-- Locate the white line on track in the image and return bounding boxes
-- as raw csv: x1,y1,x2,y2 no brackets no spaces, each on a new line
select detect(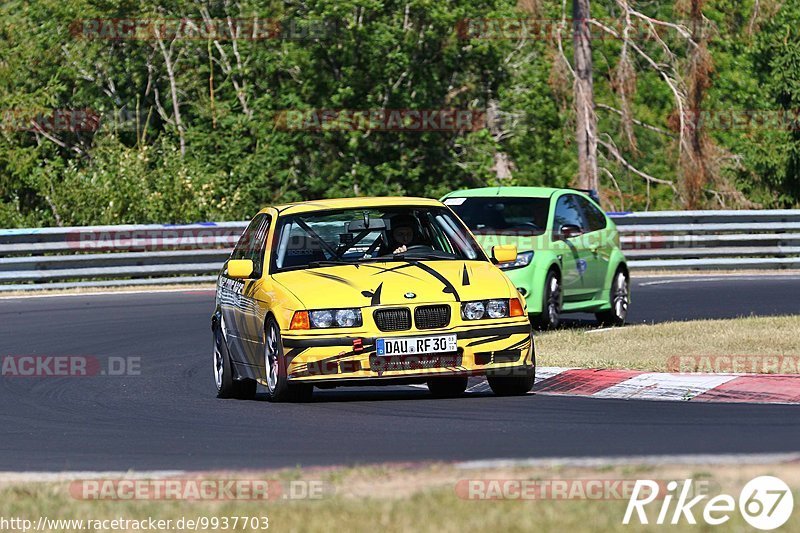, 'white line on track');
455,452,800,470
638,276,800,287
0,288,215,300
0,471,186,482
